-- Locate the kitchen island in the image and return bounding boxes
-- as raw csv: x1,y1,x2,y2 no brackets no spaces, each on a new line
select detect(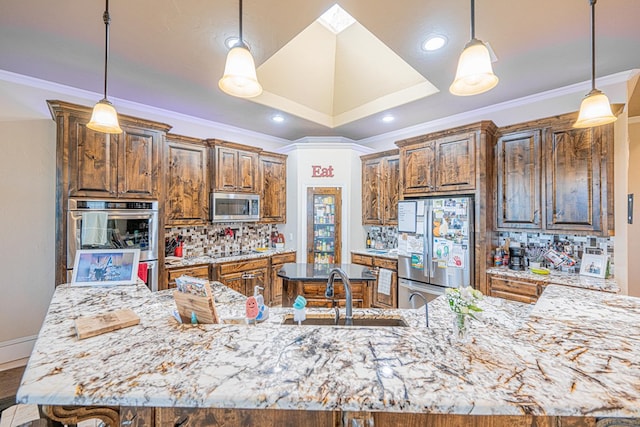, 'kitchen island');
16,281,640,426
278,263,376,308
